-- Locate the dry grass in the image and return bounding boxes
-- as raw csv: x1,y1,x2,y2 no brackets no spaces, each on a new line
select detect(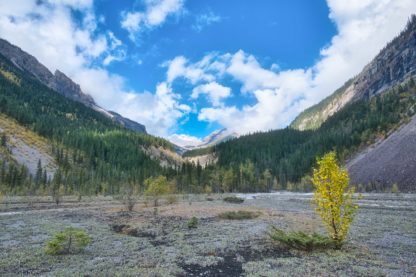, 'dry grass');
0,114,50,152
